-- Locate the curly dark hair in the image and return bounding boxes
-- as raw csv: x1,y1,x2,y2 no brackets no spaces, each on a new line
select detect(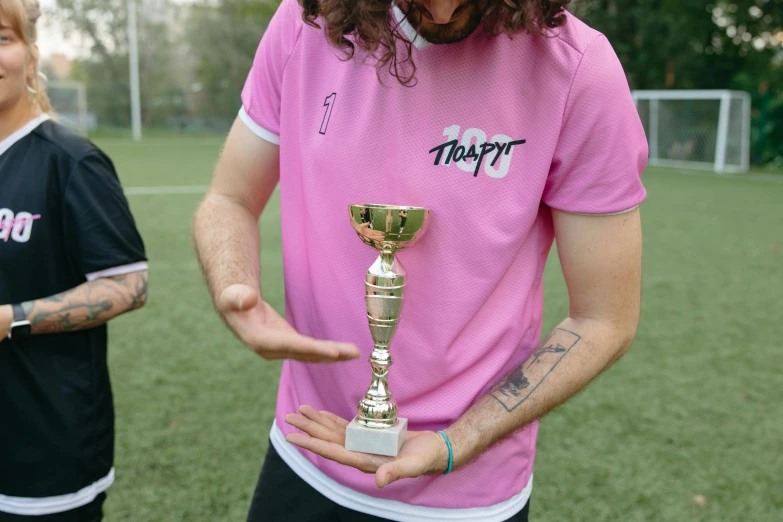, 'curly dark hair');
298,0,571,85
